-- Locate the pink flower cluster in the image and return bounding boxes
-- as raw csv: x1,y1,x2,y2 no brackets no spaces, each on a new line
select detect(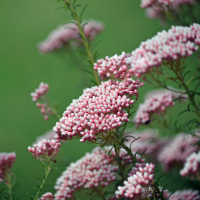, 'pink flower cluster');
38,20,104,54
142,0,196,20
126,23,200,77
40,192,54,200
53,79,143,142
36,103,53,121
94,52,134,80
169,189,200,200
115,163,155,199
0,152,16,182
158,133,199,171
28,139,60,160
31,82,49,102
54,147,118,199
180,151,200,177
31,82,53,120
133,89,180,128
141,0,195,9
141,0,196,19
145,7,163,19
